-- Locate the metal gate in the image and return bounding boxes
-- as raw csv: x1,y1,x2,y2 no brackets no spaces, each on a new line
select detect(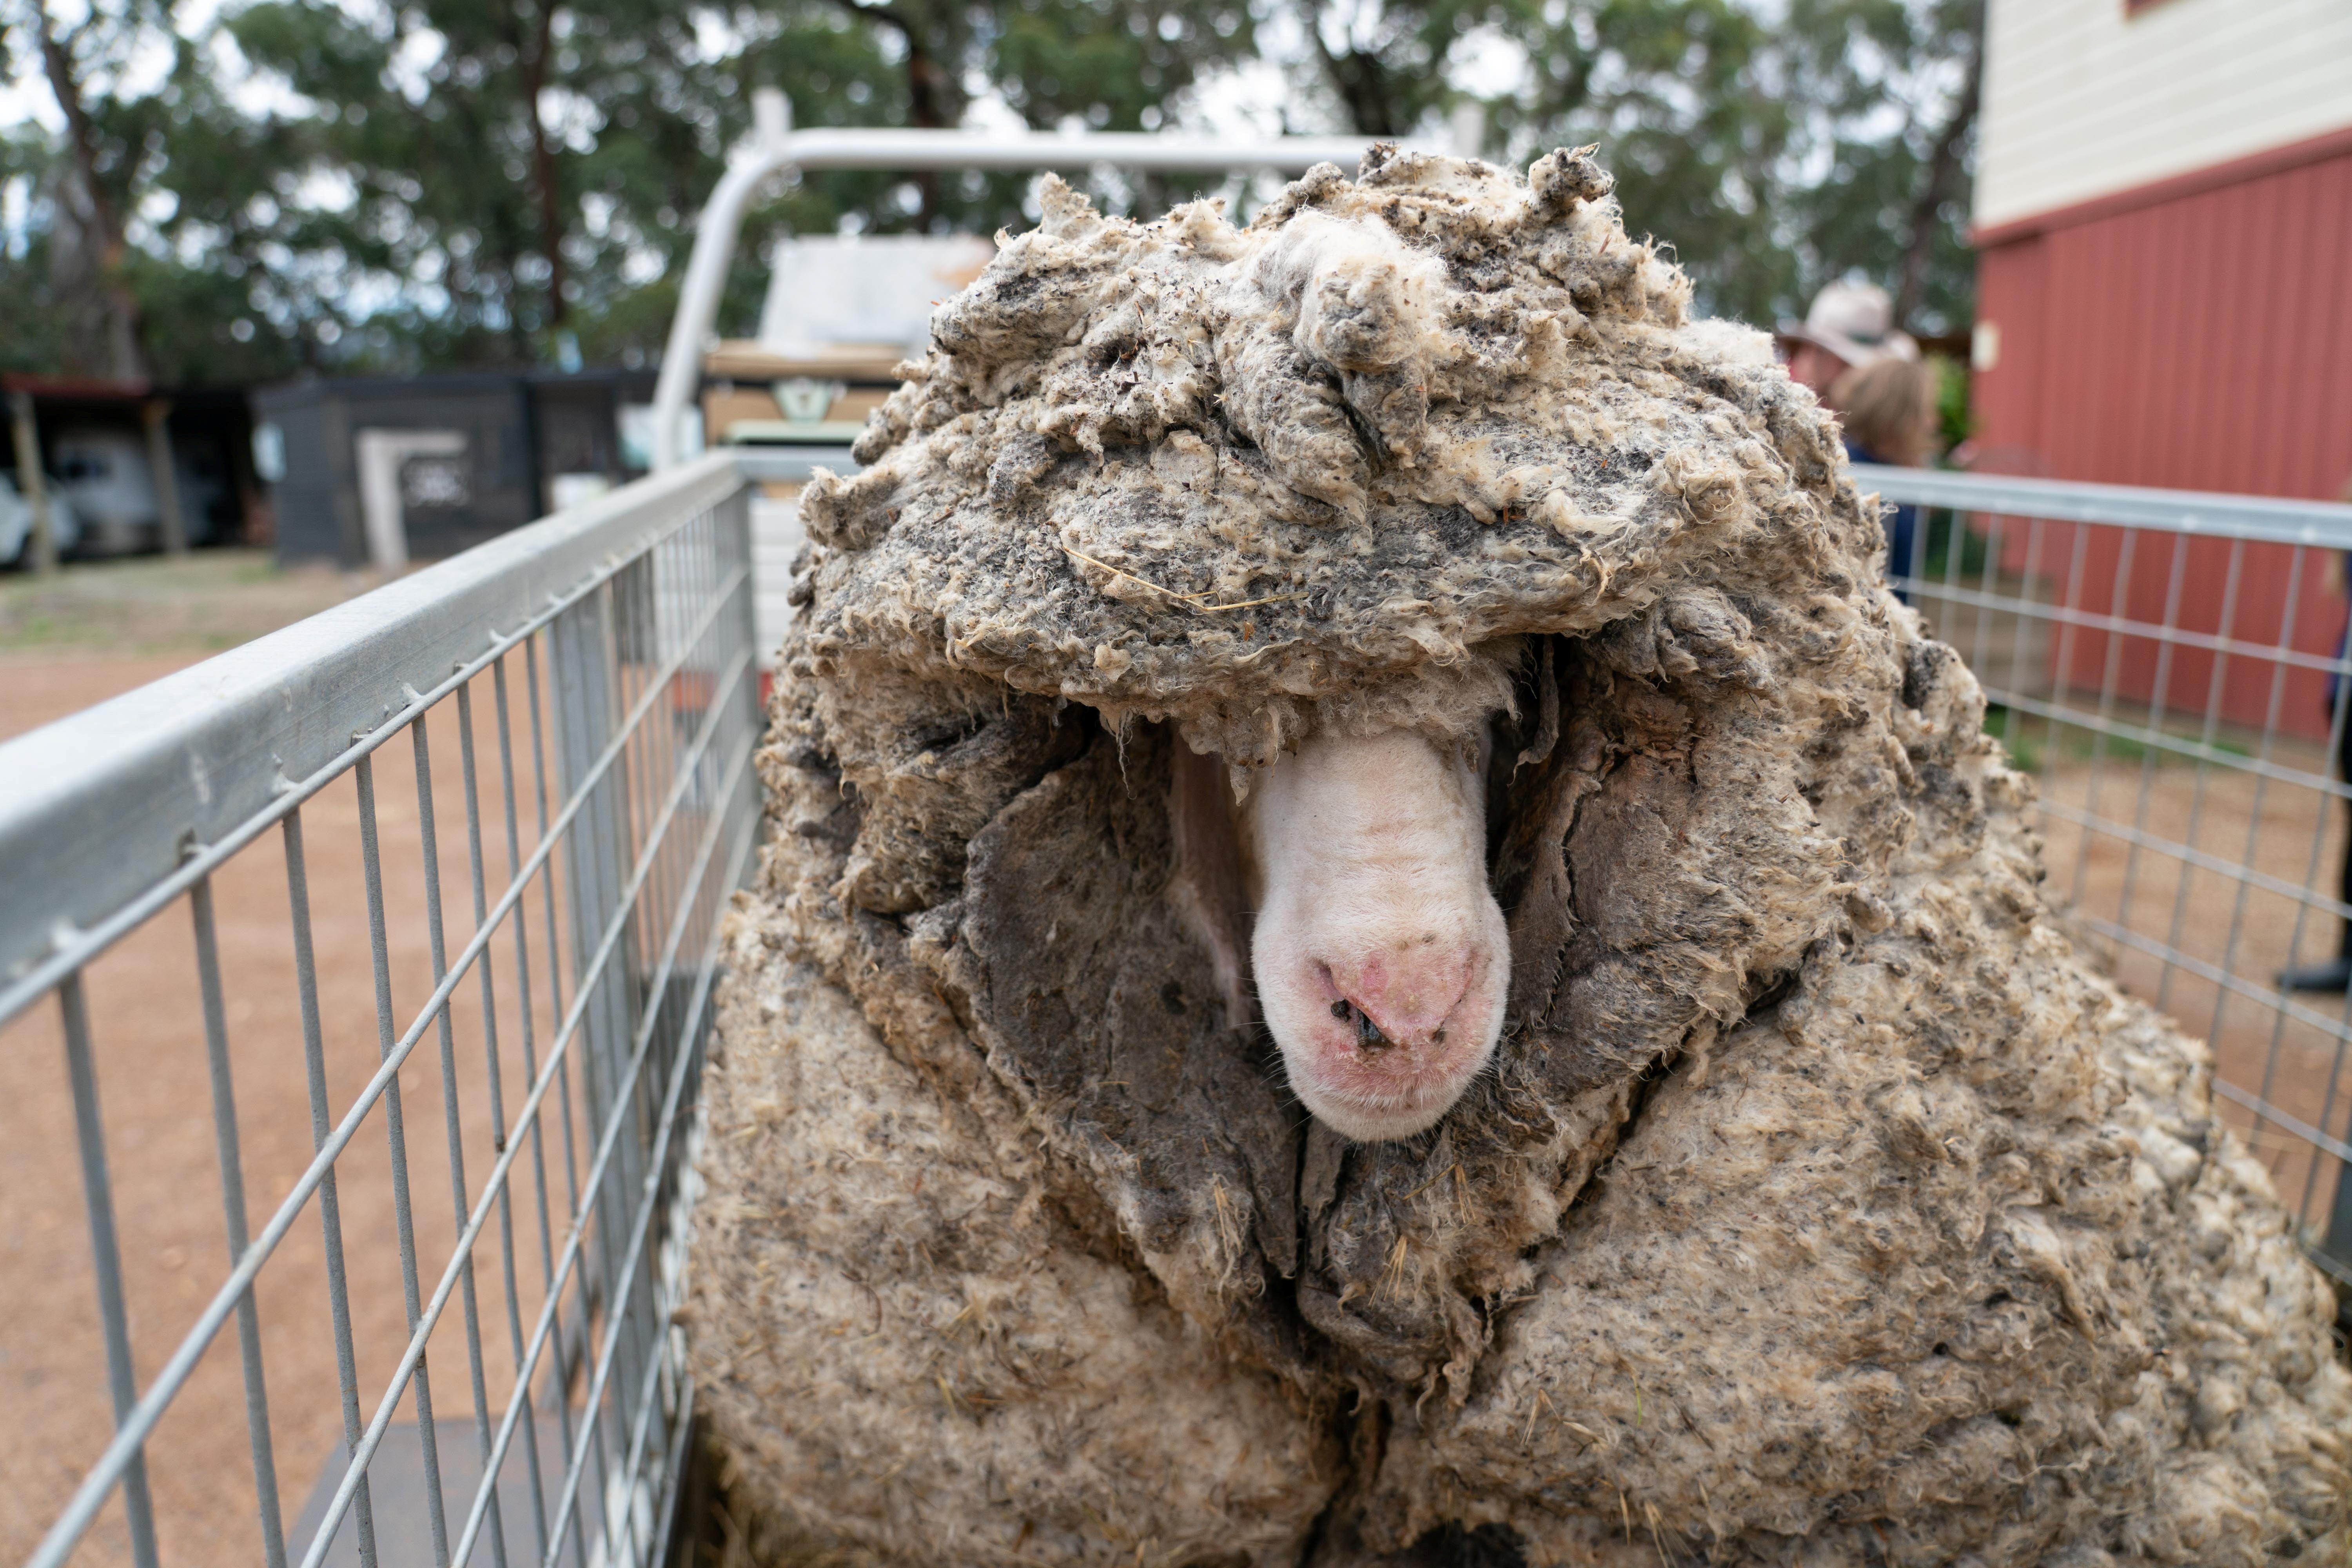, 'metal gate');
1866,463,2352,1285
2,451,764,1568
